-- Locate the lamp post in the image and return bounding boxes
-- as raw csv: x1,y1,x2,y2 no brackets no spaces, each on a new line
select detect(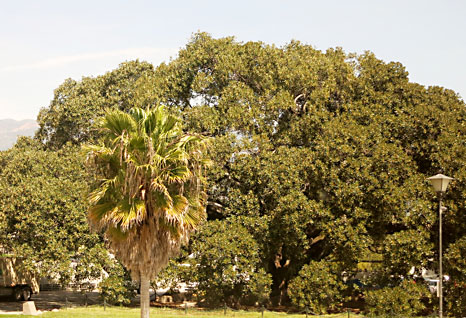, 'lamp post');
427,174,453,318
